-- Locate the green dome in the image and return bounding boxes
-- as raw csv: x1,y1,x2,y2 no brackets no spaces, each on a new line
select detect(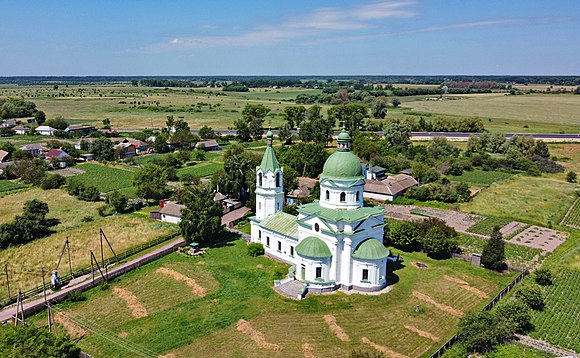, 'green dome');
338,130,350,141
296,236,332,258
352,239,390,260
322,151,363,179
266,130,273,139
